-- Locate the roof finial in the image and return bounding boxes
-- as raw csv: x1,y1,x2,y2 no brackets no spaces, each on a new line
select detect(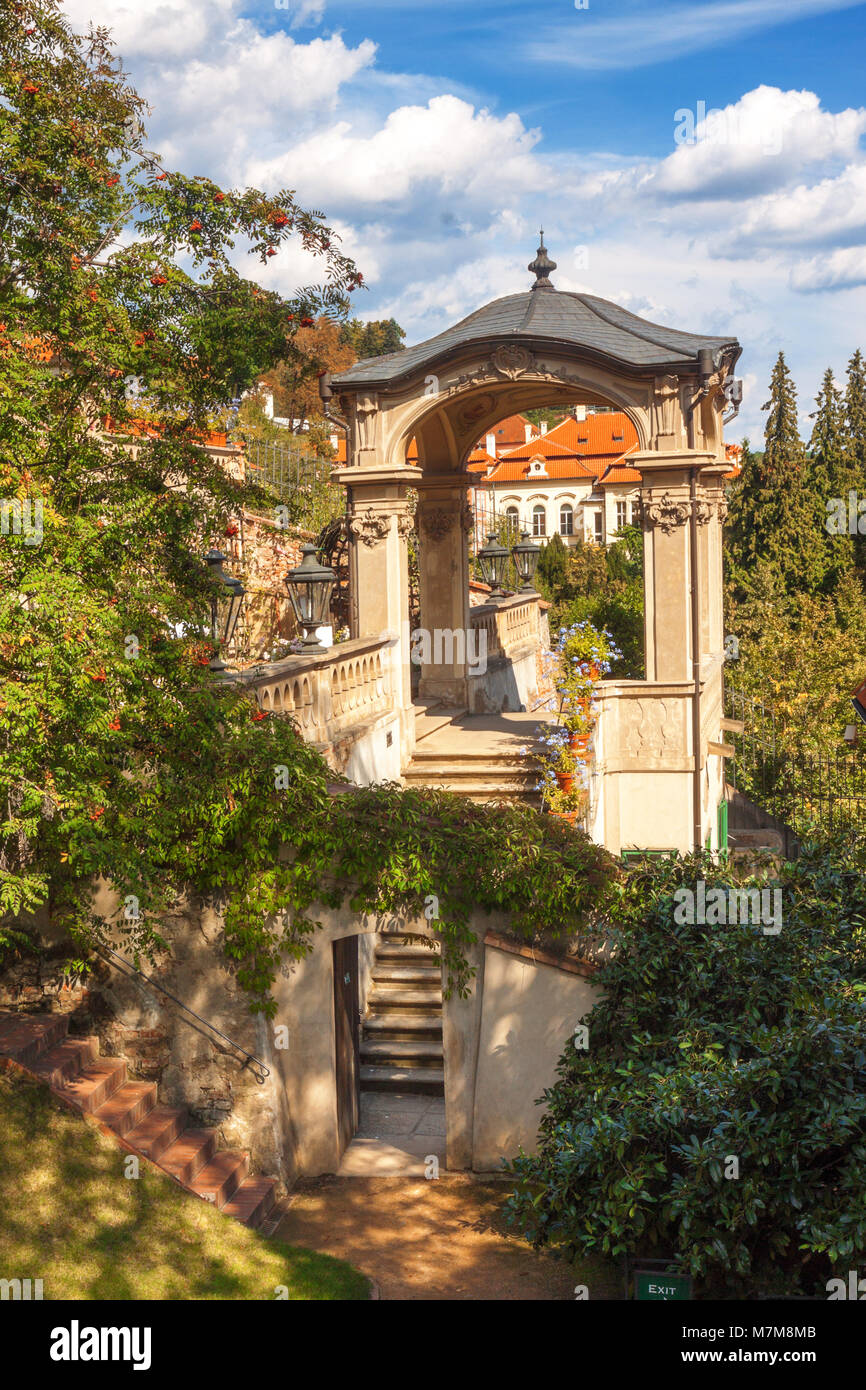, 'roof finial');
528,231,556,291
